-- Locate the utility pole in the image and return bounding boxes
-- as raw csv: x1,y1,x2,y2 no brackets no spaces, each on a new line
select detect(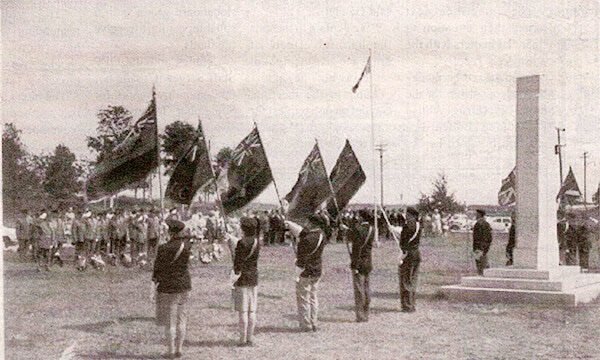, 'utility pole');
555,127,565,186
582,151,589,202
375,143,387,206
